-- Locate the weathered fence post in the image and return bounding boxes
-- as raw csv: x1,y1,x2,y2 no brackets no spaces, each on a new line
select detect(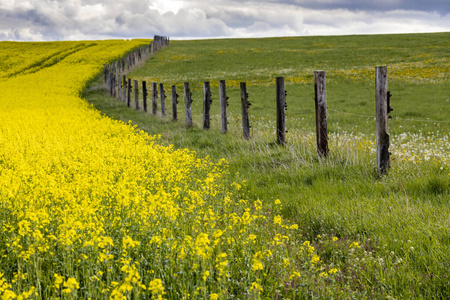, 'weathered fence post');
160,83,166,117
113,74,117,97
142,81,148,112
184,82,193,127
172,85,178,121
108,73,112,96
134,80,139,110
127,78,132,108
219,80,228,133
240,82,251,140
376,66,390,174
118,76,122,101
110,74,115,97
152,82,158,115
203,81,212,130
276,76,286,145
122,75,127,103
314,71,328,157
105,66,110,93
110,72,115,96
104,64,108,83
